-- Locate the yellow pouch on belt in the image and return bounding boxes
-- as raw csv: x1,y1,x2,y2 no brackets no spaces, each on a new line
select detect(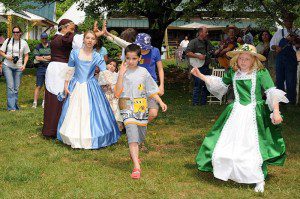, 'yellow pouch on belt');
119,98,148,113
133,98,147,113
